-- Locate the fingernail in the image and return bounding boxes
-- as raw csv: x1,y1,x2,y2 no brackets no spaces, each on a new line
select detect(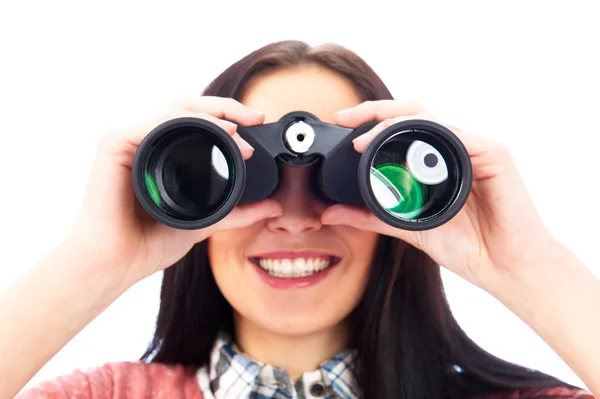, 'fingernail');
269,208,282,217
352,134,368,144
354,128,378,144
249,108,265,116
241,139,254,152
334,108,352,117
321,211,340,224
